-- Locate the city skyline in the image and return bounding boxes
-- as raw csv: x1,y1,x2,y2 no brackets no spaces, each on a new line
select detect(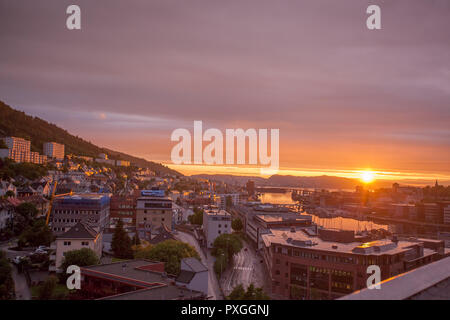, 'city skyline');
1,0,449,185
